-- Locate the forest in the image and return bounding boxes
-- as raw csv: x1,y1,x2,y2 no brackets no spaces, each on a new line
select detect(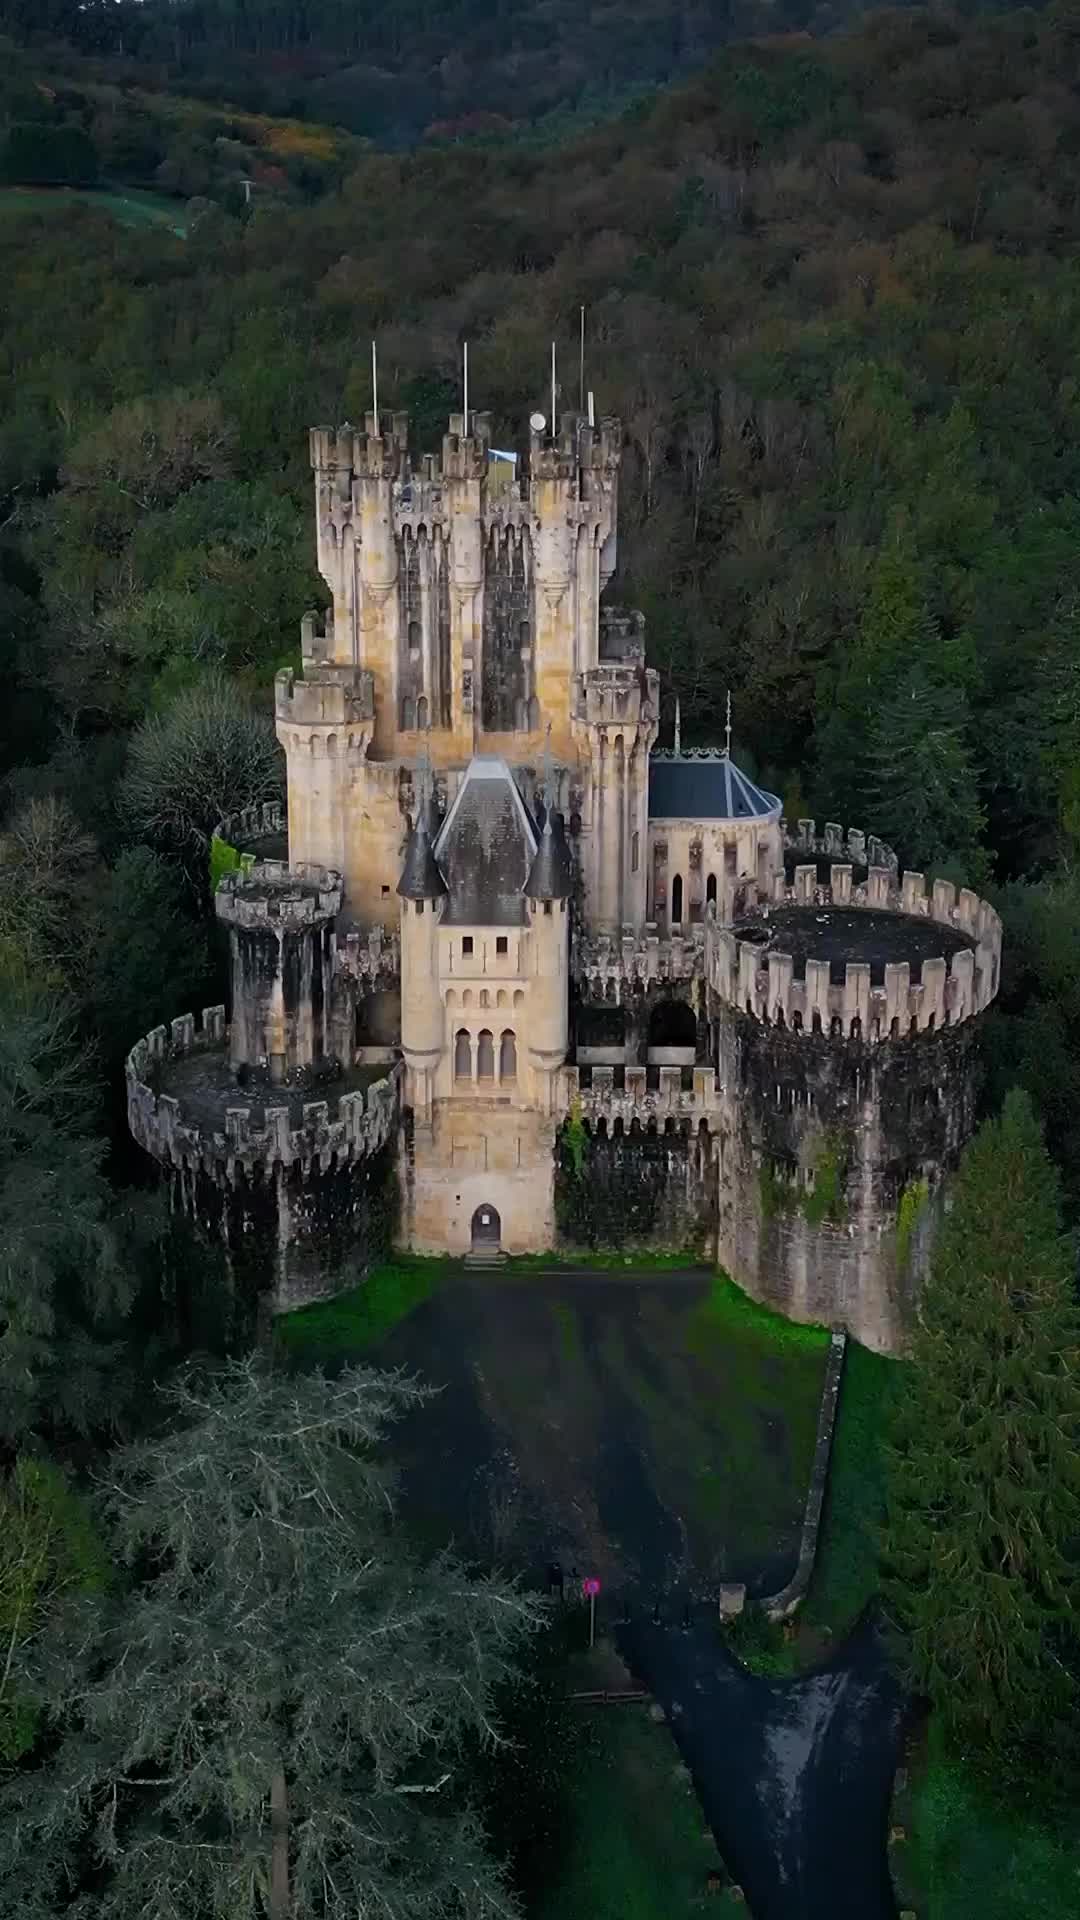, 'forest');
1,6,1080,1916
1,0,1056,143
